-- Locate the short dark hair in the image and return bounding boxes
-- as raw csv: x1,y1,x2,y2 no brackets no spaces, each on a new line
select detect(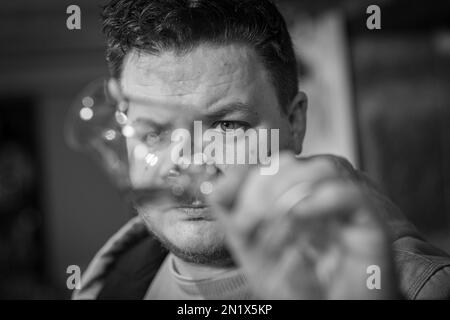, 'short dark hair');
101,0,298,111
